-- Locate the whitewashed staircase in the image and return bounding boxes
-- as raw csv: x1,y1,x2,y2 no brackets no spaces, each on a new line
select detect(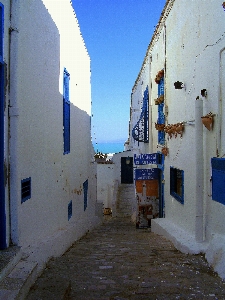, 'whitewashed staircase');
115,184,136,220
